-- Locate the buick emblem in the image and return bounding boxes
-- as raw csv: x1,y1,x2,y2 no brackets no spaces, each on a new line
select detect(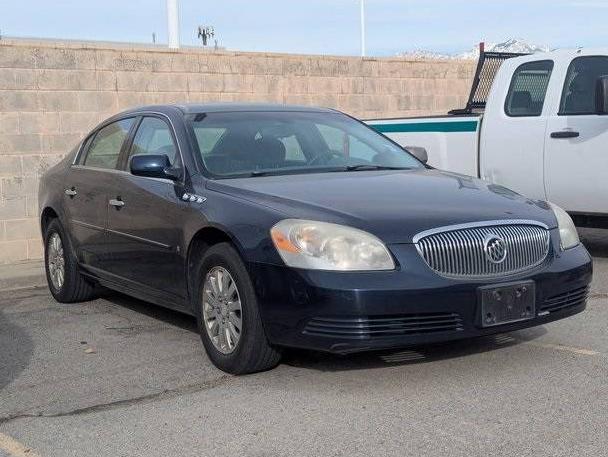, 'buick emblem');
484,234,507,264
